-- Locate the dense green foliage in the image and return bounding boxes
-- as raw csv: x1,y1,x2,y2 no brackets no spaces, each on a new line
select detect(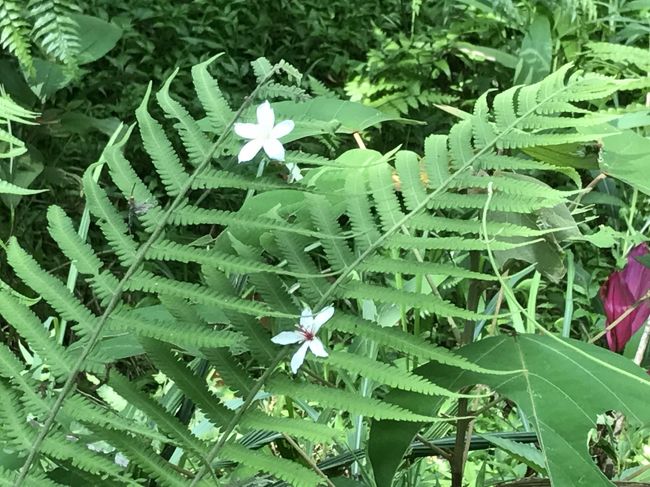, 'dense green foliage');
0,1,650,486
